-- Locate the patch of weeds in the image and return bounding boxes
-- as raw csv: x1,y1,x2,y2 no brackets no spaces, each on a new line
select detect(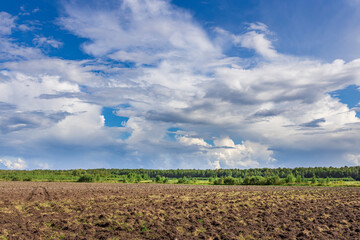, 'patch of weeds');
0,230,9,240
237,234,247,240
141,223,151,233
38,201,52,208
60,205,73,213
43,222,53,228
14,204,24,212
176,226,185,234
135,212,143,217
194,227,206,236
56,233,66,240
115,222,133,232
